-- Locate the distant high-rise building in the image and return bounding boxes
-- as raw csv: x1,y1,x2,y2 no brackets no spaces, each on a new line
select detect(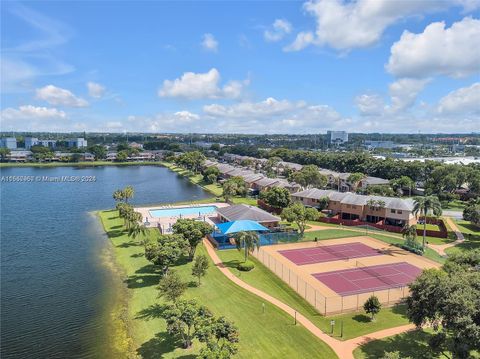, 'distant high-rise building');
327,131,348,146
25,137,39,149
67,138,88,148
25,137,57,149
0,137,17,149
